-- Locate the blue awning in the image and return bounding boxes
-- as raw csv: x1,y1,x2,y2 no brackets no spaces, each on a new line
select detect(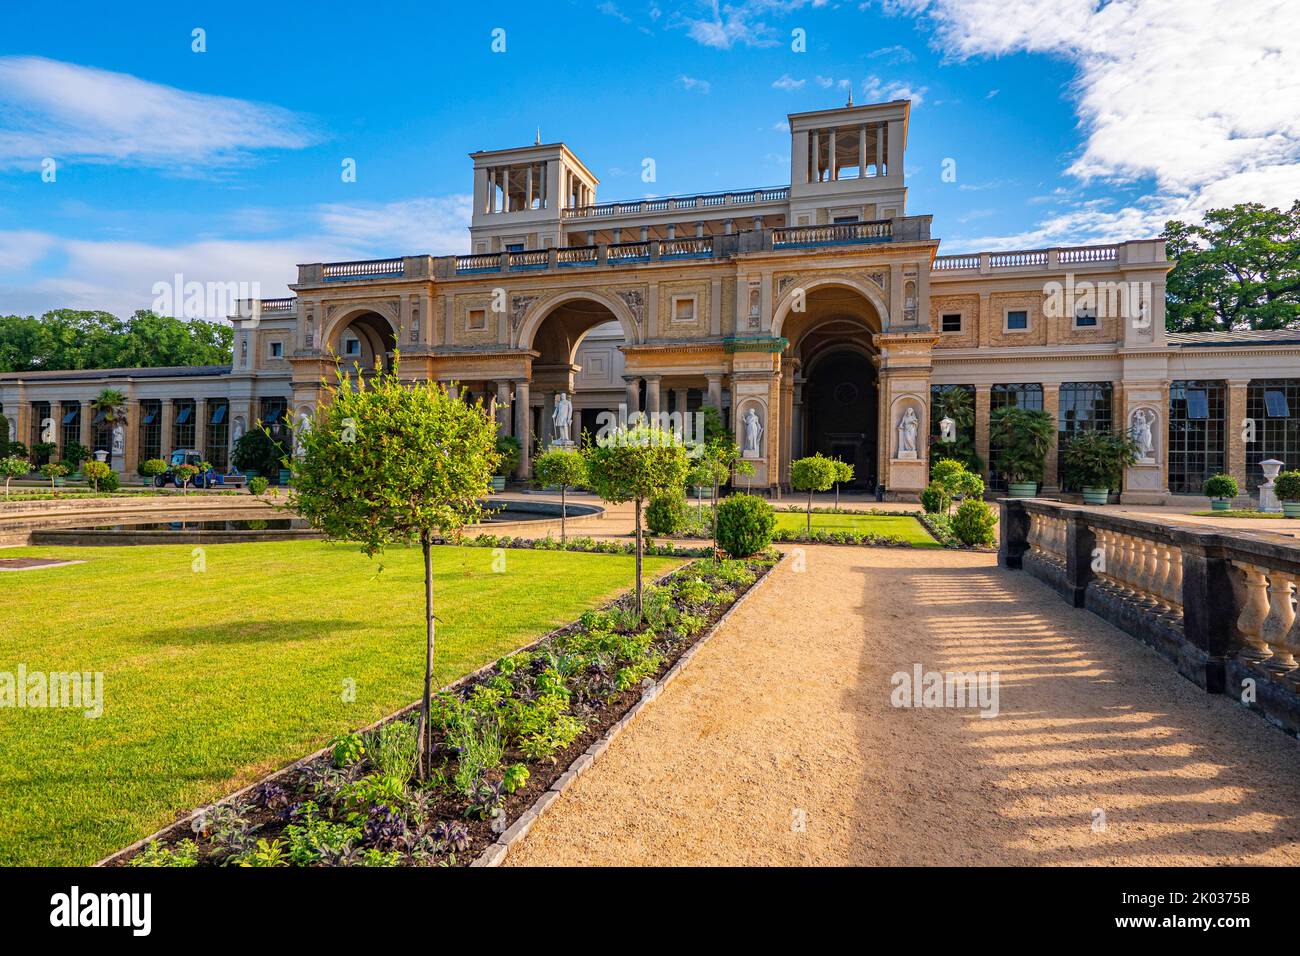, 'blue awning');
211,404,227,425
1185,390,1209,420
1264,390,1290,418
175,406,192,425
61,409,78,425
